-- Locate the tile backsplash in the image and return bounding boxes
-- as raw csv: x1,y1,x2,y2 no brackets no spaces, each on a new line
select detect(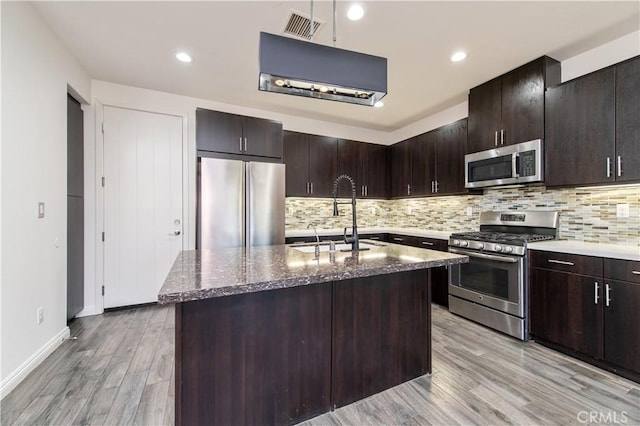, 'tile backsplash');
286,184,640,246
